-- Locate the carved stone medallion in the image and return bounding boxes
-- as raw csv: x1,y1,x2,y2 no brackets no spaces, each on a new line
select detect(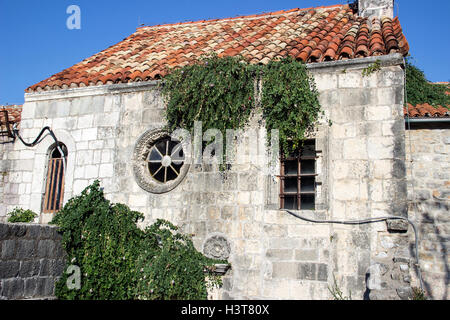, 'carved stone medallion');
203,234,231,260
